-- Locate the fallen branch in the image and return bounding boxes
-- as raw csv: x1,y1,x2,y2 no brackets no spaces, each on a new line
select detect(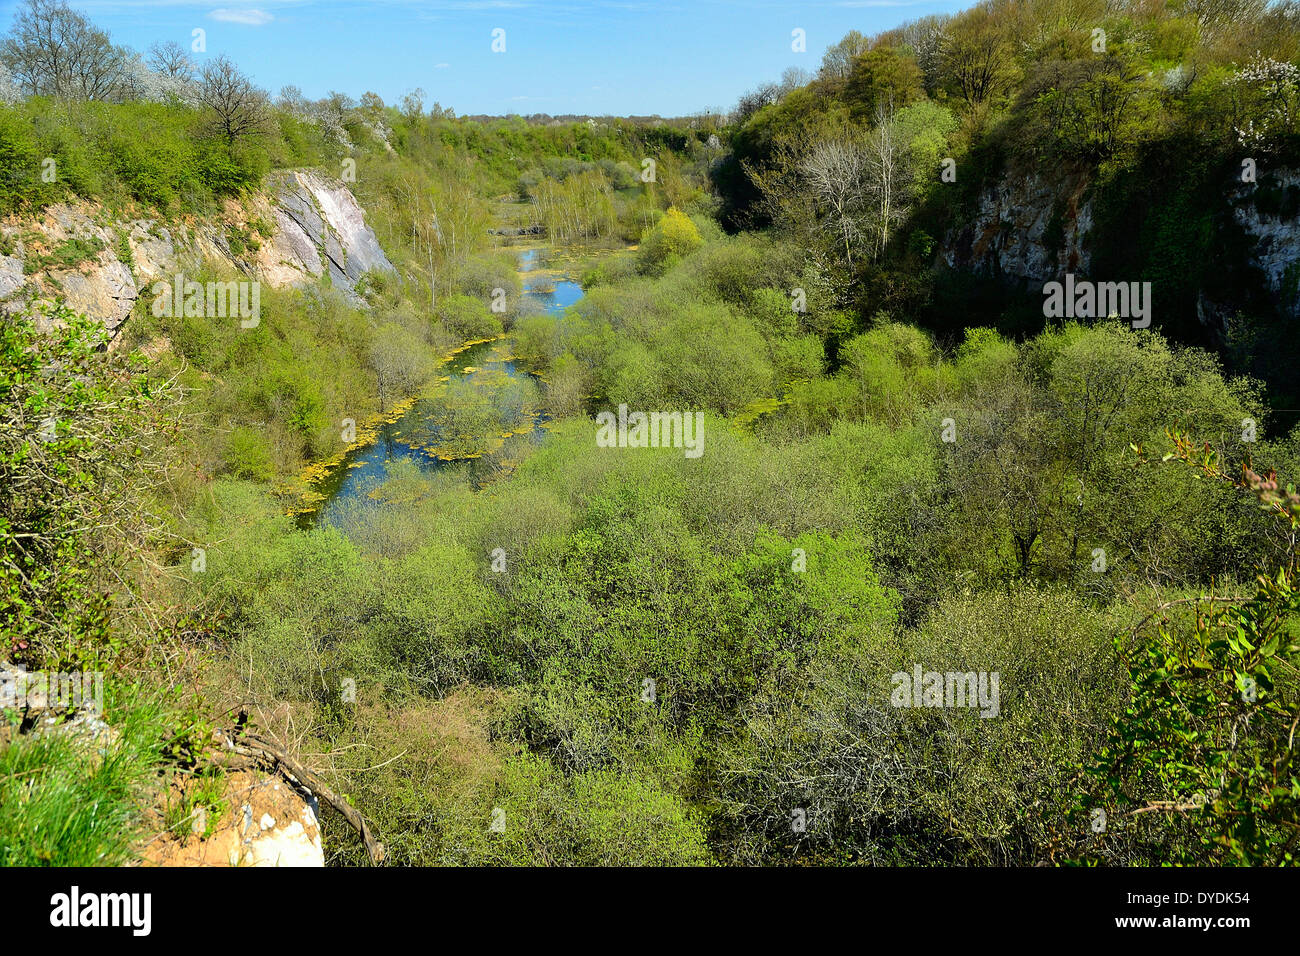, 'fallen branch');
217,729,386,864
